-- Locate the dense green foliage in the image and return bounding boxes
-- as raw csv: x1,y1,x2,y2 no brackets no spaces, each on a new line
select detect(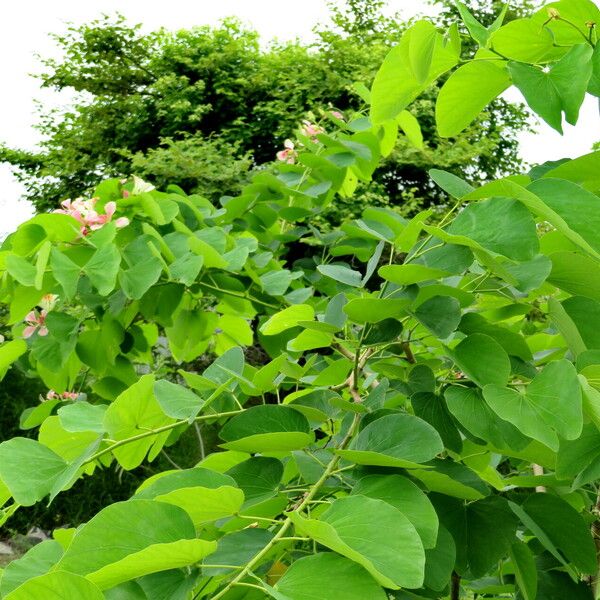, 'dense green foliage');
0,1,530,218
2,0,600,599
